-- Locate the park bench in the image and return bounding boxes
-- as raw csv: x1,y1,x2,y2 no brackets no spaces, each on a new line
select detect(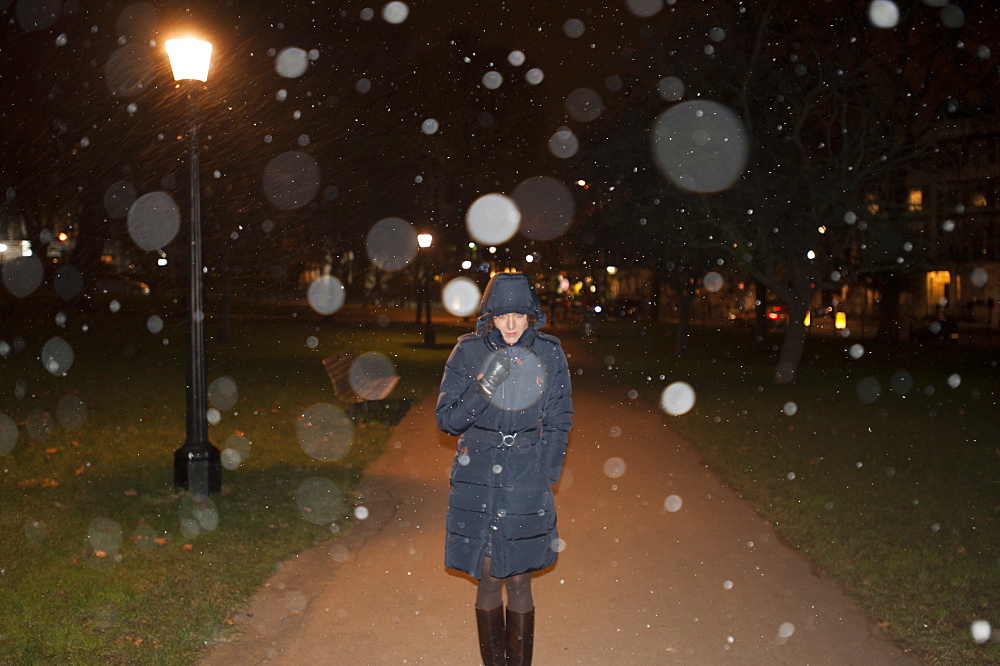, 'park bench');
322,347,400,418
